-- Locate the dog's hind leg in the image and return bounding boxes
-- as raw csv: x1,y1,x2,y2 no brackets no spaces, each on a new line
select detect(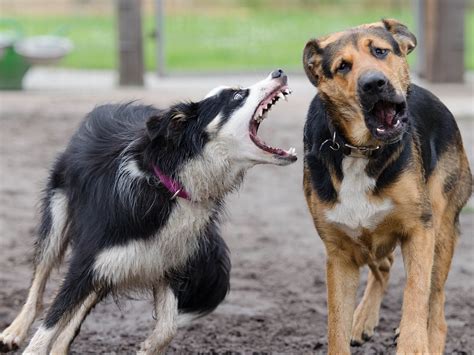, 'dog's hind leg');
138,284,178,355
23,253,100,354
0,191,70,352
49,291,101,355
350,253,394,346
